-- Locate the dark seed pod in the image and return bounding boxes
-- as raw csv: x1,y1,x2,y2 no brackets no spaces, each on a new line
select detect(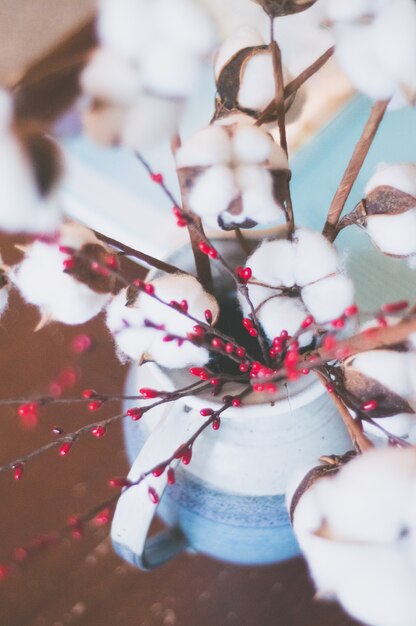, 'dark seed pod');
252,0,317,18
